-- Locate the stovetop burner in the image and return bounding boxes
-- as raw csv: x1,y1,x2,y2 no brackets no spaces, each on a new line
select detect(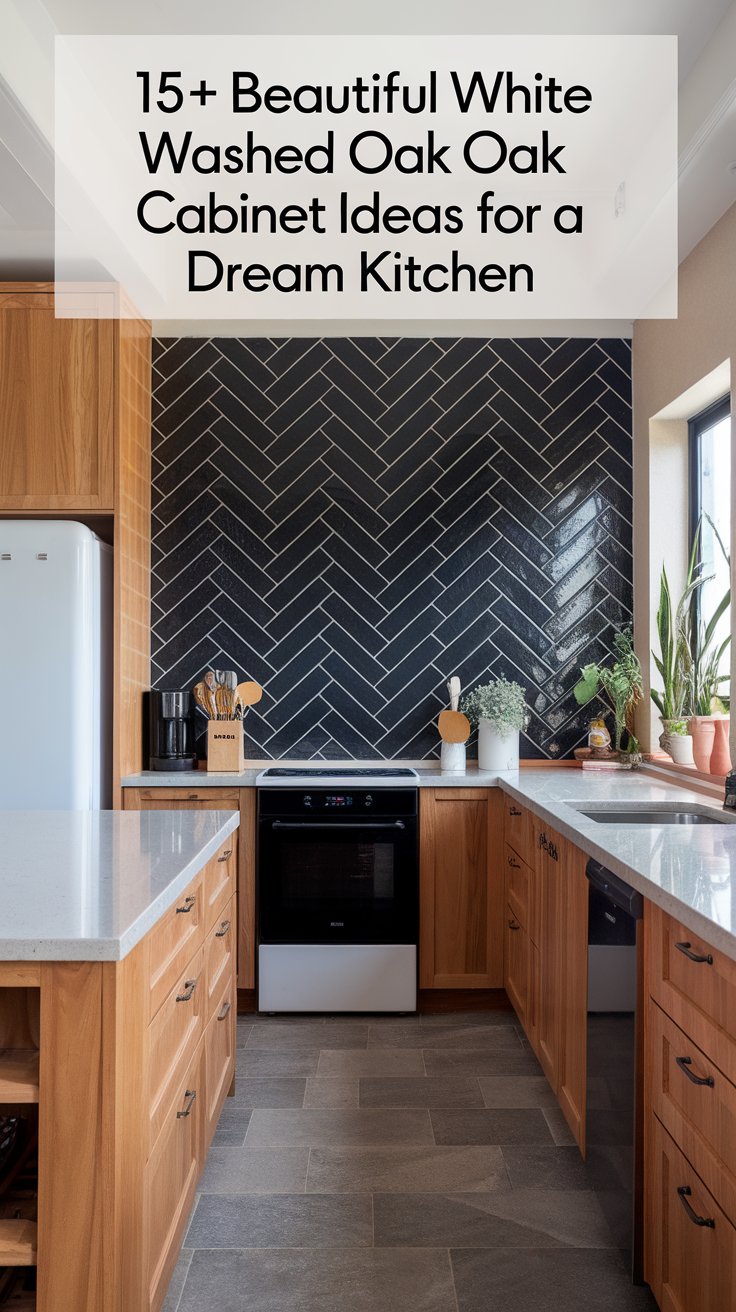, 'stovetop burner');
256,766,420,786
